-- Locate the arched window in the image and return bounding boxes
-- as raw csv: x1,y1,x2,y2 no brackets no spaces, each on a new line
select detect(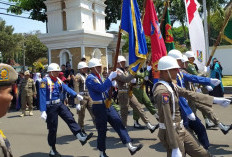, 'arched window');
91,48,102,60
59,49,73,68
